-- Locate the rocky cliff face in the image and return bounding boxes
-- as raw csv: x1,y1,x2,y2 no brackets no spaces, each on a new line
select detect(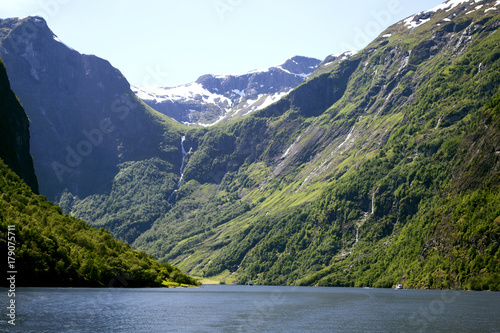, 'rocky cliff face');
0,16,182,201
133,56,322,125
0,58,38,193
